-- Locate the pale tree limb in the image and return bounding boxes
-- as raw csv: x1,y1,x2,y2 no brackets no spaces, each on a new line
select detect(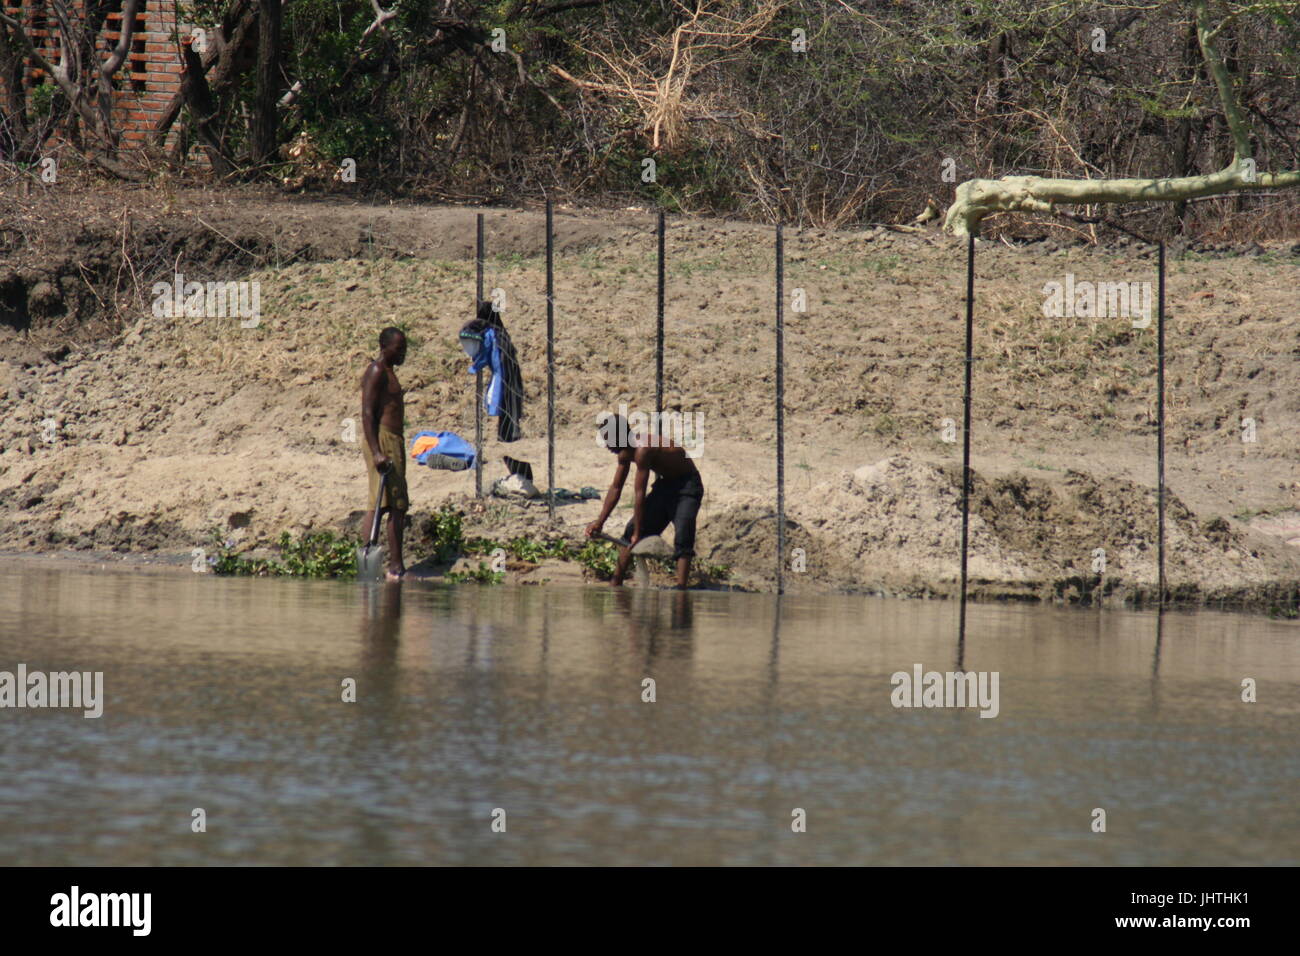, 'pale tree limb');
1195,0,1252,163
943,0,1300,236
944,165,1300,237
101,0,141,78
363,0,399,43
97,0,141,143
